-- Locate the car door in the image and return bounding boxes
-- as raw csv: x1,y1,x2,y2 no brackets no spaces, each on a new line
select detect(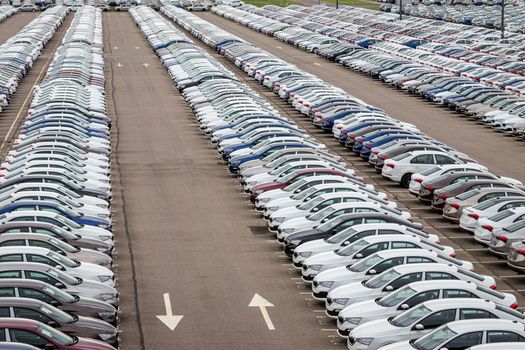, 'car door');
410,154,436,173
409,309,457,339
13,307,55,325
354,242,389,260
401,290,440,311
8,328,49,348
18,288,57,305
442,331,483,350
486,330,525,343
385,272,424,293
